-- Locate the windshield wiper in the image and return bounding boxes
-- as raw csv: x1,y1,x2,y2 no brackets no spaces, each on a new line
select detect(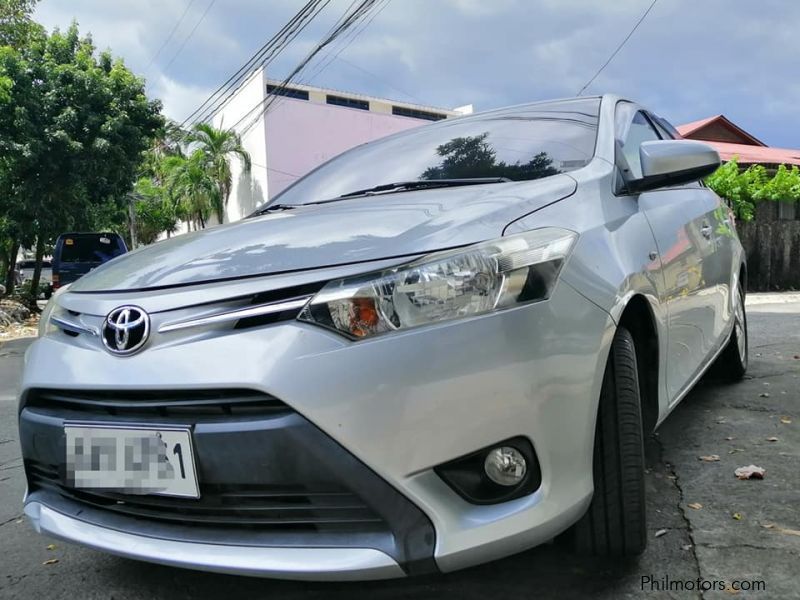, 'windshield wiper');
252,203,298,216
331,177,511,201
